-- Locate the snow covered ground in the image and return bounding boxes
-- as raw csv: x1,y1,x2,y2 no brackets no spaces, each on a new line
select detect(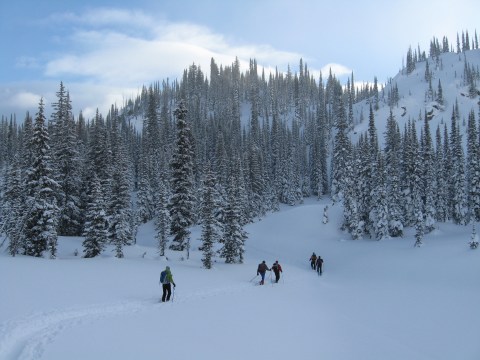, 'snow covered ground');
1,198,479,360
